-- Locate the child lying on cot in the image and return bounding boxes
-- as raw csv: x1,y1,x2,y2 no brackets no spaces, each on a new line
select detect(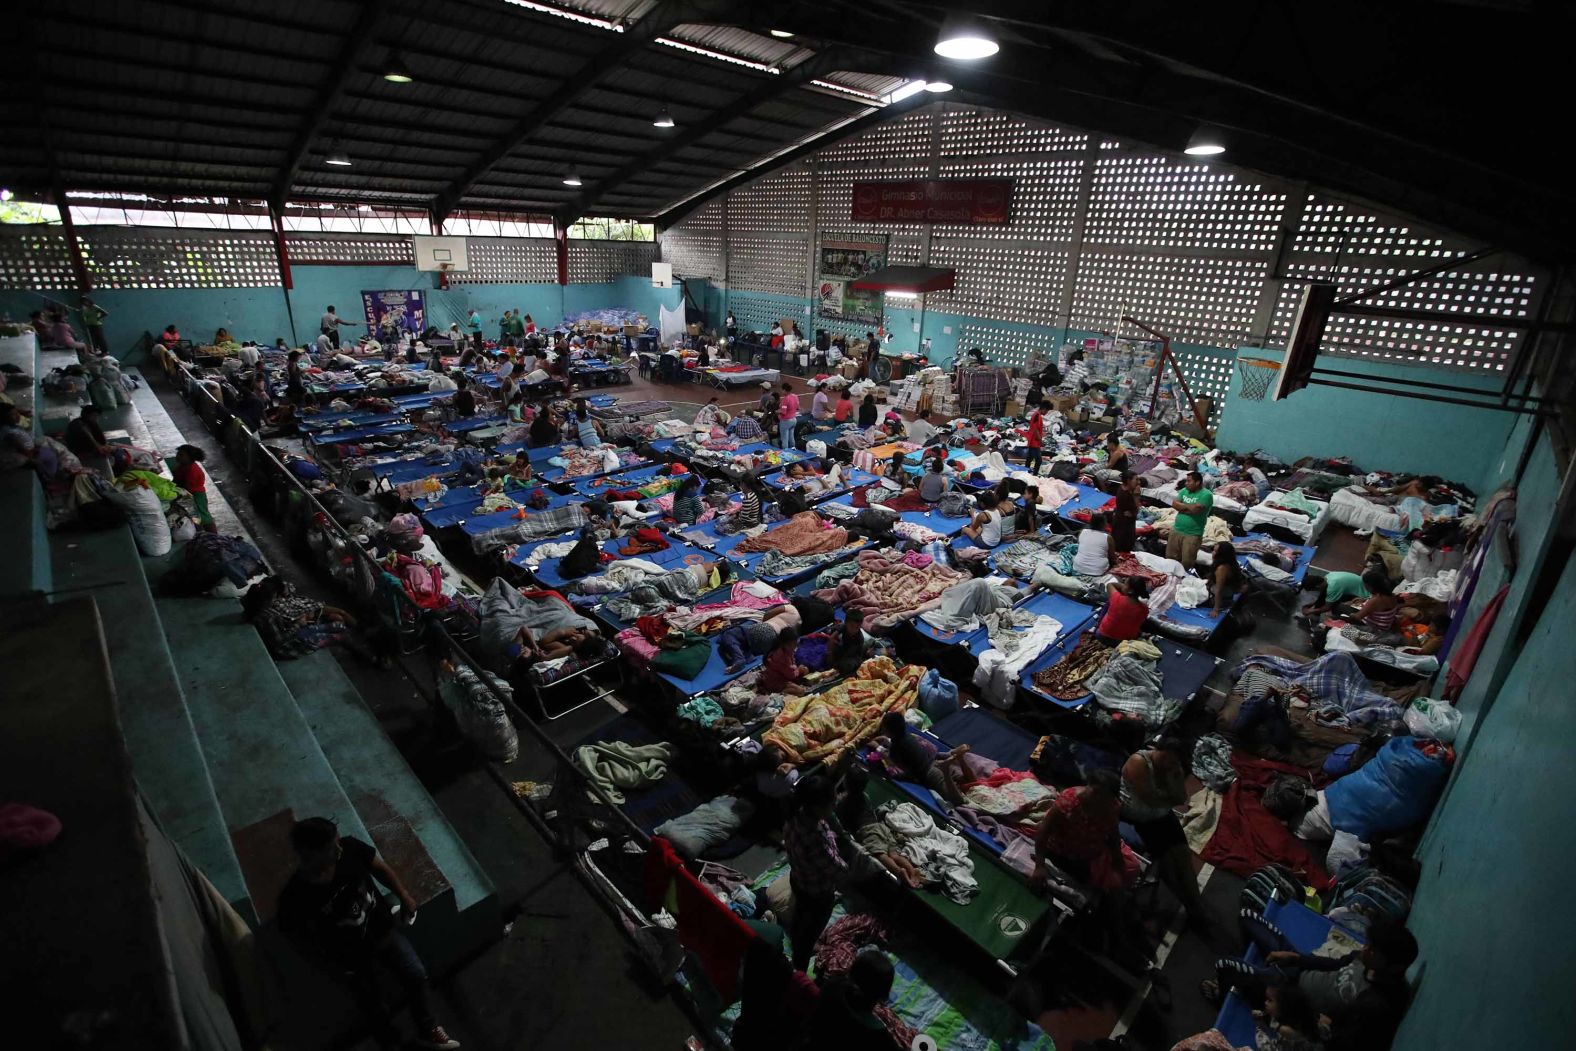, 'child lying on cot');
876,711,967,806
